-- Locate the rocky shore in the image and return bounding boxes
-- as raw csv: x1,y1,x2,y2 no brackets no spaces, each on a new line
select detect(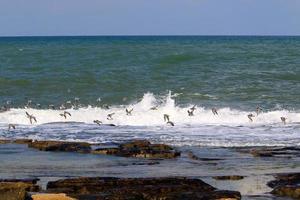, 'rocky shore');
0,139,300,199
